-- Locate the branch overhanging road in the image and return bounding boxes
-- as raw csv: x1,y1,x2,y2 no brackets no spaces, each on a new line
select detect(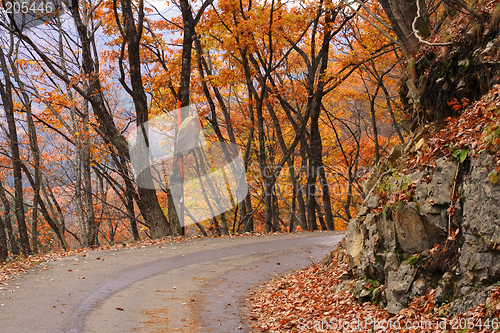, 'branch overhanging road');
0,231,344,332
